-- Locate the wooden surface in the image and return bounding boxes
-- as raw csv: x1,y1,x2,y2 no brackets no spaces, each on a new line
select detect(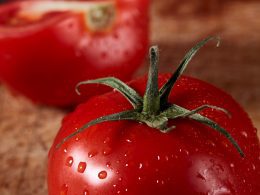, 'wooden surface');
0,1,260,195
